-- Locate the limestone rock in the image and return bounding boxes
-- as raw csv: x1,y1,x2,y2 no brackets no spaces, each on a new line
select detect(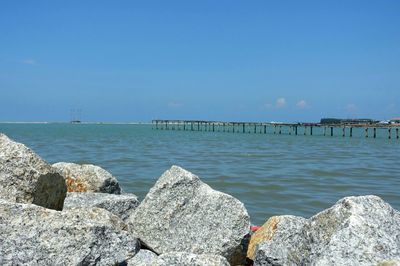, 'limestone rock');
127,165,250,265
155,252,230,266
127,249,158,266
0,133,66,210
0,199,139,266
247,215,306,261
254,195,400,266
64,192,139,221
52,162,121,194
